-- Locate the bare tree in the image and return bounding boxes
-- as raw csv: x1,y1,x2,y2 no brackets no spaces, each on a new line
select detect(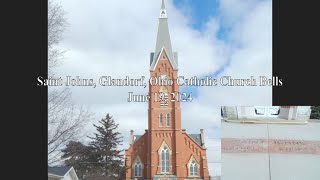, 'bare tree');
48,104,92,164
48,0,67,75
47,0,93,165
